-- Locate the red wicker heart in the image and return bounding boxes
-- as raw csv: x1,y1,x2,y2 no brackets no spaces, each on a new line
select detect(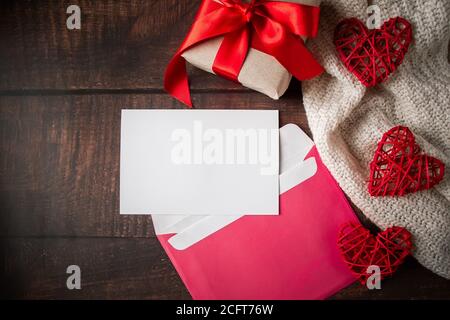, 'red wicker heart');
334,17,412,87
338,223,412,284
369,126,445,196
